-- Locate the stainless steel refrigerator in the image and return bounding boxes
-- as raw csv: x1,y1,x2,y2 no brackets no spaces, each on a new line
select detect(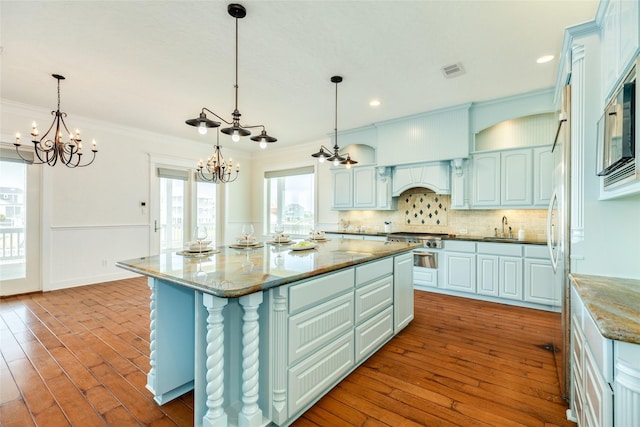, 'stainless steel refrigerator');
547,84,571,399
